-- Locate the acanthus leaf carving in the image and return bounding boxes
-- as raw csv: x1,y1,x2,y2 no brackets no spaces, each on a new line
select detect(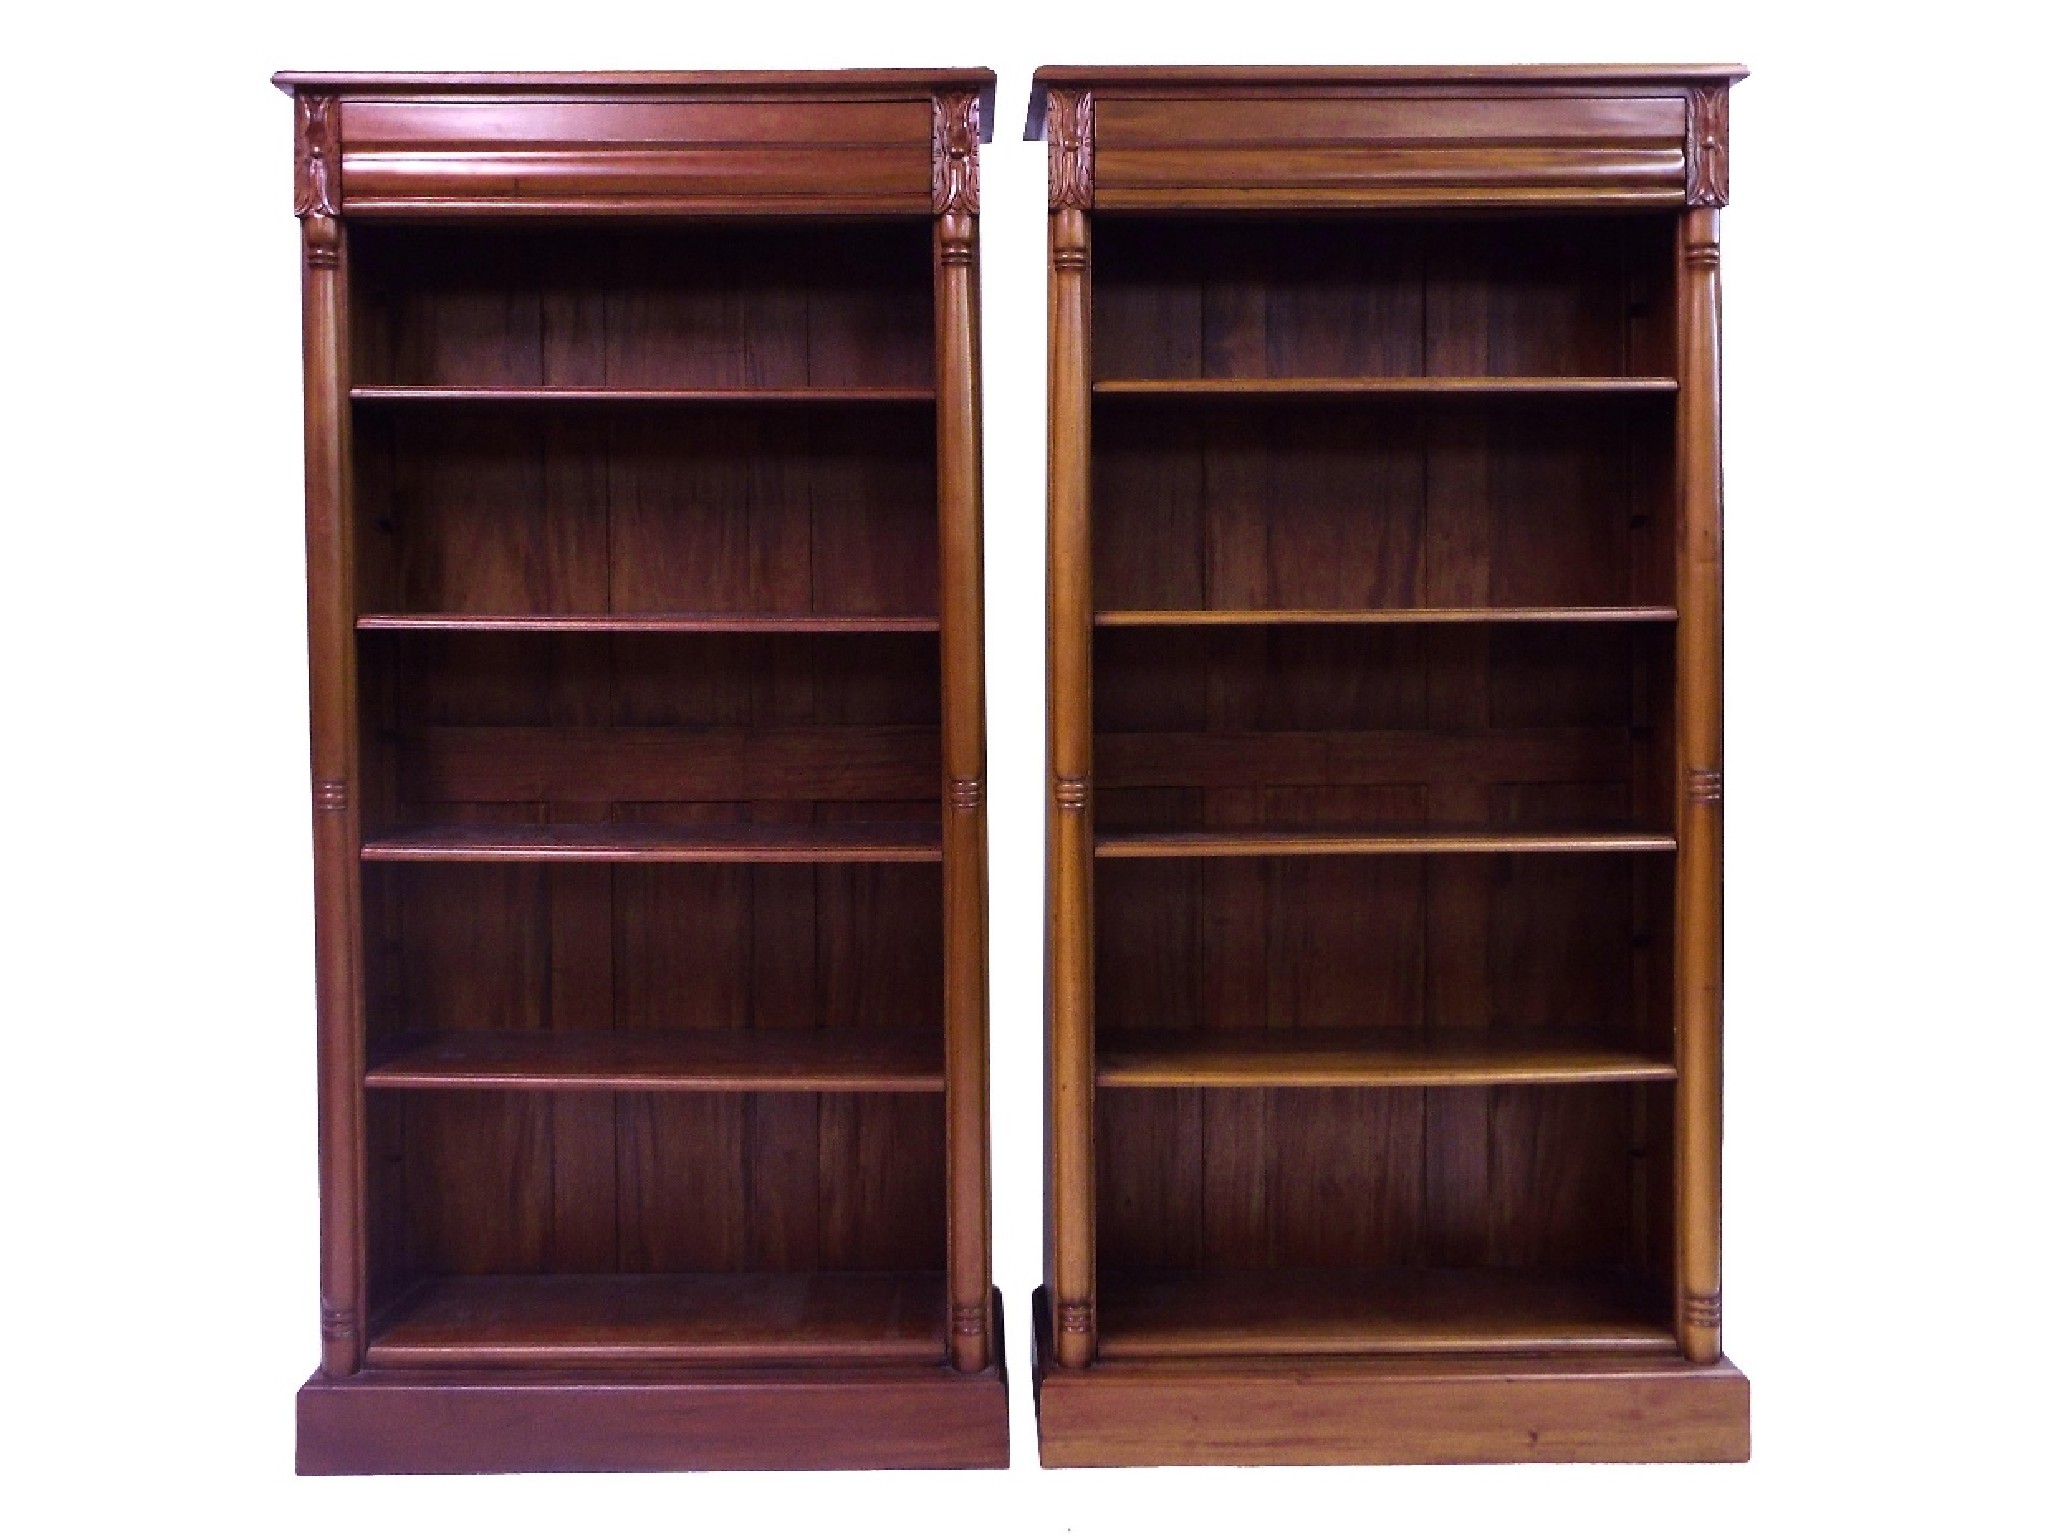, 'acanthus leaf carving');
1685,87,1729,207
294,93,341,218
933,90,981,216
1046,90,1094,211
